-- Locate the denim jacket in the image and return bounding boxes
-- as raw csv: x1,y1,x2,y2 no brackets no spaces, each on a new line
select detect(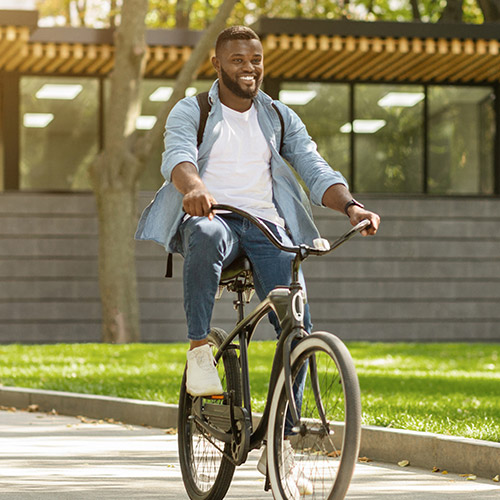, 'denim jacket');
135,80,348,253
